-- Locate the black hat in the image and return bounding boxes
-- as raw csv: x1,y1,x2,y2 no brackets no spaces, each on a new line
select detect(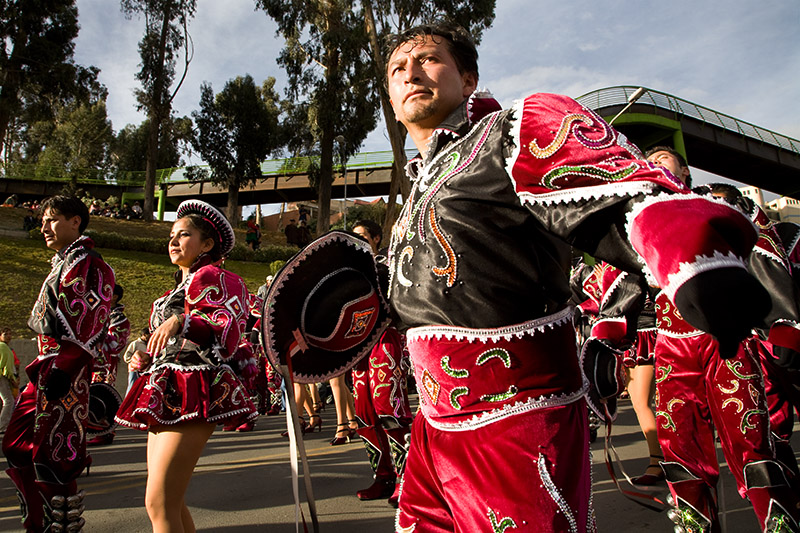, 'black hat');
262,231,390,383
86,382,122,438
176,199,235,257
580,337,627,422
